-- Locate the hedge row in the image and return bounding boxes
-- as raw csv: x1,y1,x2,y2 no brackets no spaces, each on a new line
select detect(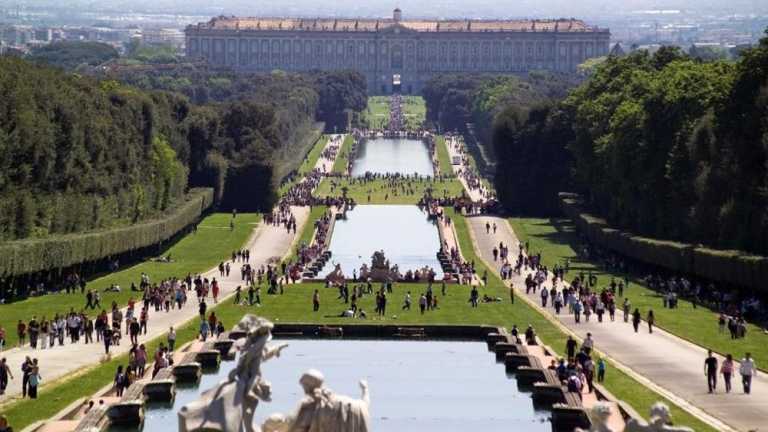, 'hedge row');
559,193,768,290
0,188,214,277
